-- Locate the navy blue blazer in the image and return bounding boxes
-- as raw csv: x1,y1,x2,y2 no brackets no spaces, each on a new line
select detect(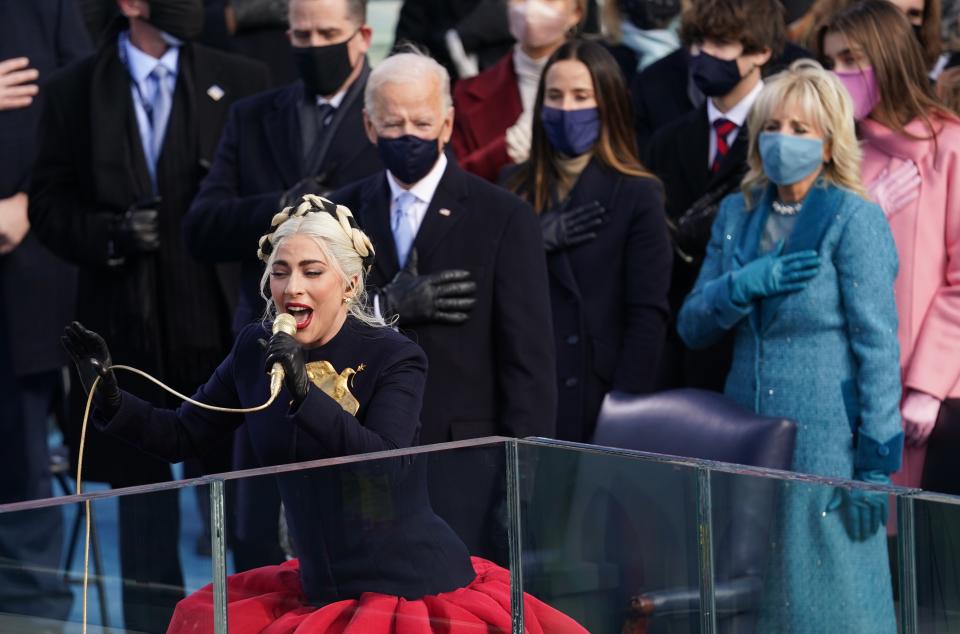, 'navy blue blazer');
538,161,672,442
184,68,383,331
0,0,91,375
101,317,476,604
330,161,557,444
